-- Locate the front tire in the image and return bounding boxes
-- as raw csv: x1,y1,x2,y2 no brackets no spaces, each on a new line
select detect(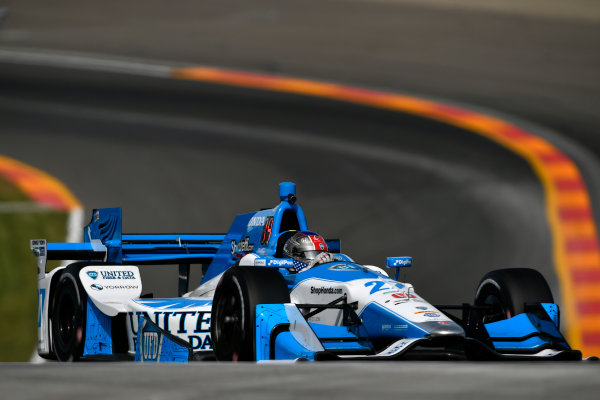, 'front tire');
474,268,553,323
51,269,87,361
211,266,290,361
